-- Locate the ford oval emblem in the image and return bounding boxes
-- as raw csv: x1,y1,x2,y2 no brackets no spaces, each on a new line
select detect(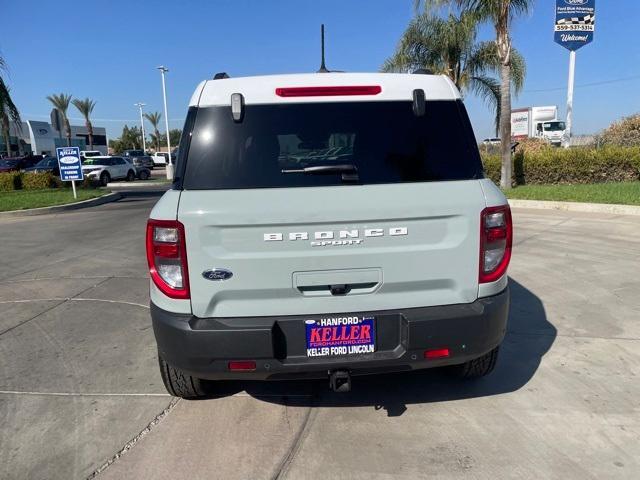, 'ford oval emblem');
202,268,233,281
564,0,587,5
59,155,77,165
